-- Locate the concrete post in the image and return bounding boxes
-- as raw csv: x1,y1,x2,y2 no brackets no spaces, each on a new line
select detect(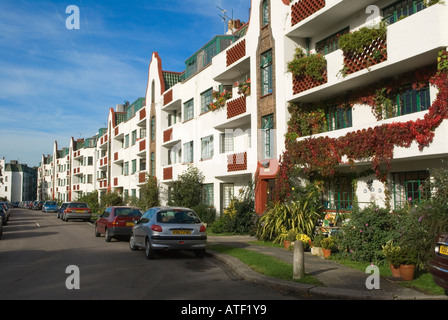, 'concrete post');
293,240,305,280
